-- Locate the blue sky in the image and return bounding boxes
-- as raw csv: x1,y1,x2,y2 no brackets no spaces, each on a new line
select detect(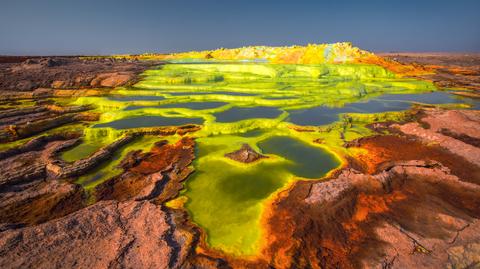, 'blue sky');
1,0,479,55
